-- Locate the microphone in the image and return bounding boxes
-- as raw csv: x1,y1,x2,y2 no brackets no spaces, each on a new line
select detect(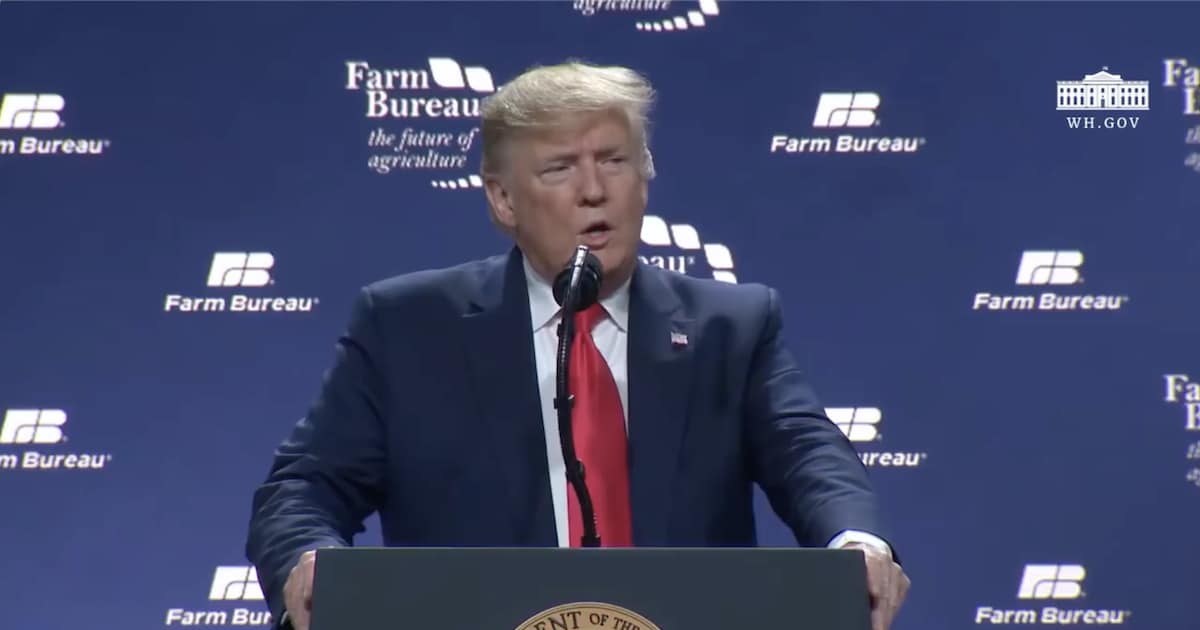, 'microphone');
551,245,604,547
552,246,602,311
